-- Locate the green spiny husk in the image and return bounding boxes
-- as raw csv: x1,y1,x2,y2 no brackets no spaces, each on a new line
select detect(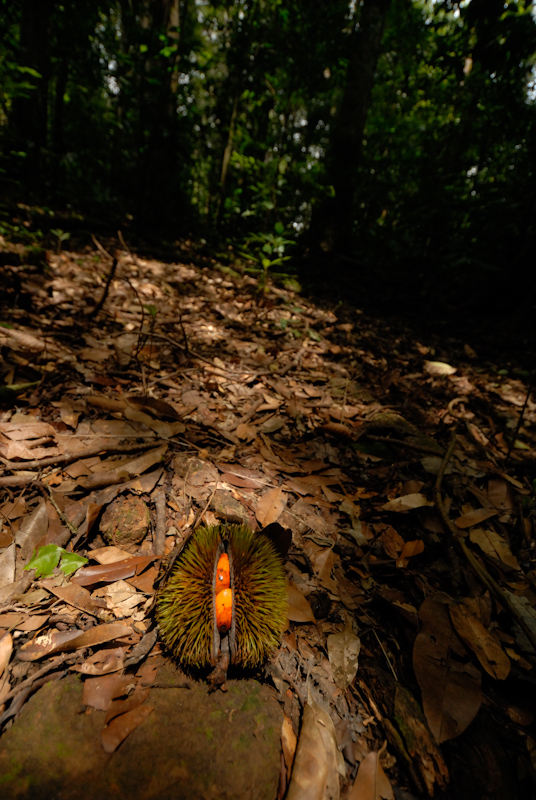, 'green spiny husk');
156,524,287,669
229,525,288,668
